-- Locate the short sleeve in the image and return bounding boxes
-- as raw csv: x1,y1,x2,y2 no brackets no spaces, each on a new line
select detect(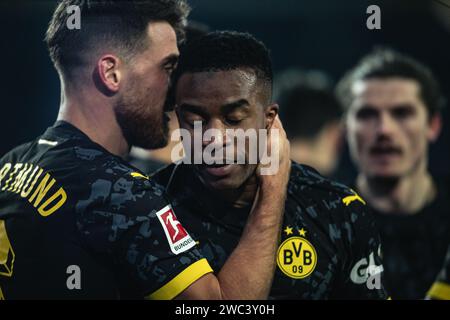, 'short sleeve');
75,165,213,299
333,191,389,299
